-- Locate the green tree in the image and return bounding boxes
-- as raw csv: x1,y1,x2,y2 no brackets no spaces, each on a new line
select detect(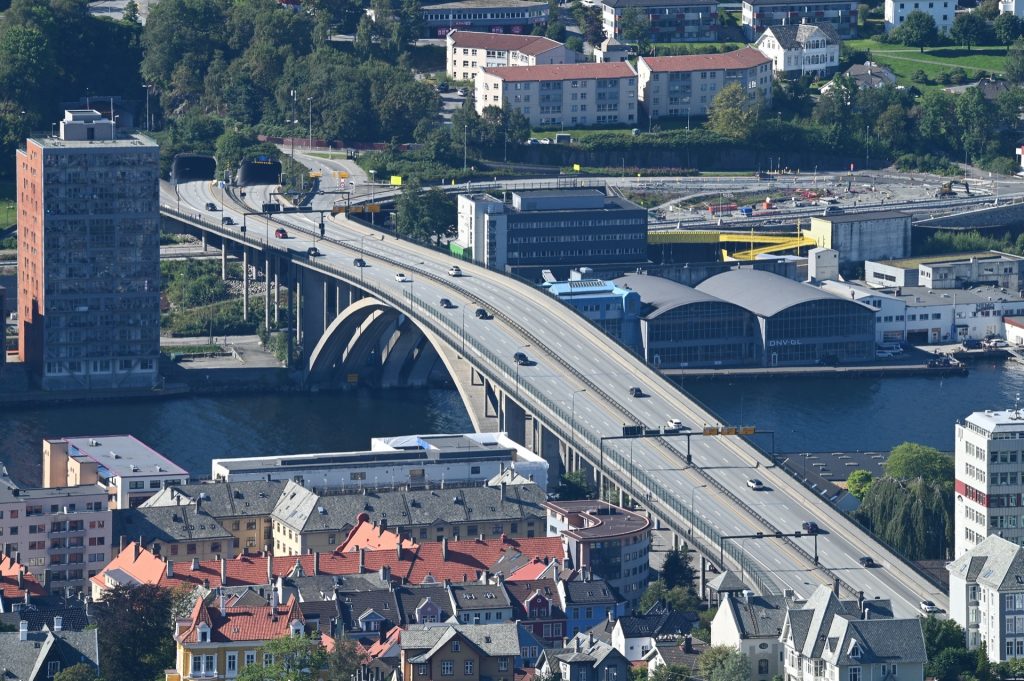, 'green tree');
354,14,377,57
995,13,1024,44
706,82,759,141
978,0,1000,19
977,642,993,681
846,469,873,500
237,634,327,681
892,10,938,52
914,89,961,153
697,646,751,681
854,477,953,559
53,664,100,681
572,1,606,46
637,579,701,613
950,12,989,51
326,637,365,680
649,665,692,681
93,584,175,681
874,102,911,152
122,0,140,24
566,35,584,53
1008,38,1024,84
922,616,966,661
883,442,953,483
619,6,652,54
558,471,594,500
928,647,977,681
661,548,695,590
394,181,457,243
